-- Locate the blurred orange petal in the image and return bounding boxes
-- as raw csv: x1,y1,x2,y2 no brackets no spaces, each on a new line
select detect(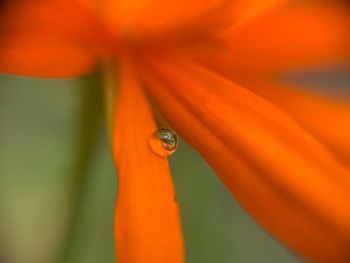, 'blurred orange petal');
201,2,349,78
234,80,350,168
102,0,285,40
102,0,225,32
139,57,350,262
232,0,287,27
112,59,183,263
0,0,113,77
